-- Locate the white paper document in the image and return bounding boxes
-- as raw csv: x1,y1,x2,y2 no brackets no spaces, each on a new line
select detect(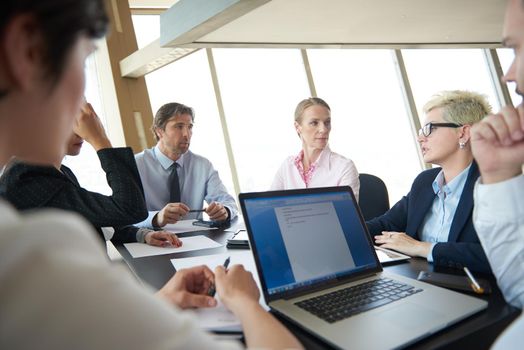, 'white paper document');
163,219,218,234
171,250,268,332
124,236,222,258
223,219,246,233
